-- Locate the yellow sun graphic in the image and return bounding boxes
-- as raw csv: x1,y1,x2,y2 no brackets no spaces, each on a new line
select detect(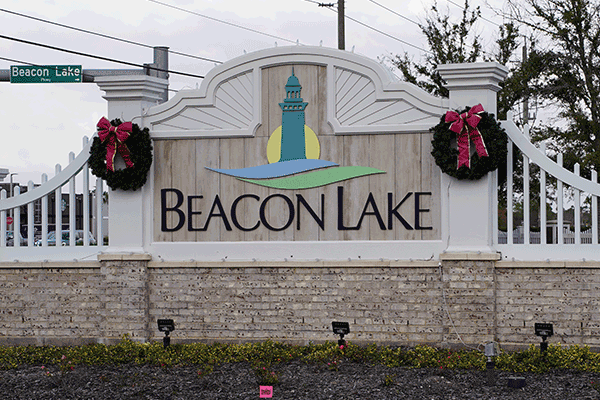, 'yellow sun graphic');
266,125,320,164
